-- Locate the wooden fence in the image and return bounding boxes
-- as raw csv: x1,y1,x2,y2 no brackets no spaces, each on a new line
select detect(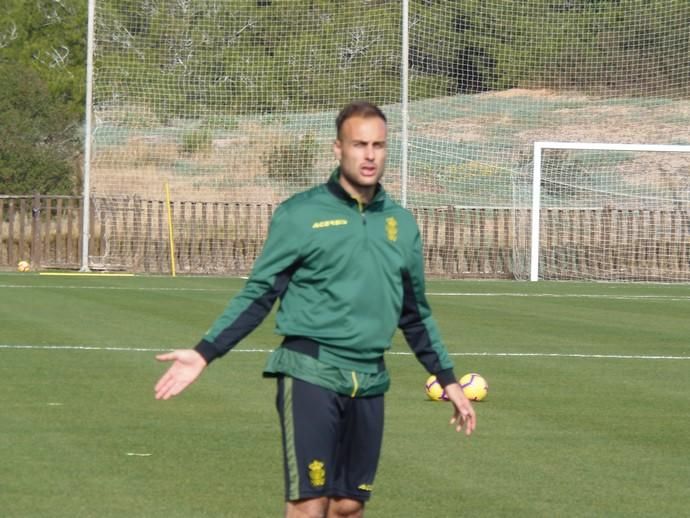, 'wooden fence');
534,207,690,281
2,195,689,280
0,195,104,270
